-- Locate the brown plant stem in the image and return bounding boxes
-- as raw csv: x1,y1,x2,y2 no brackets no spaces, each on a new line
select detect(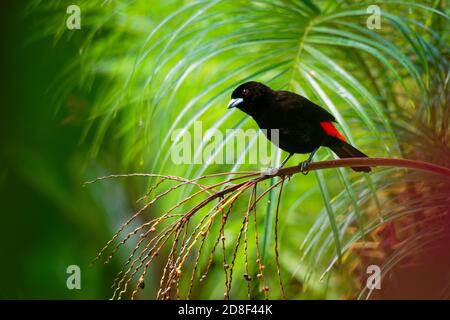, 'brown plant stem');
92,157,450,299
208,158,450,201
